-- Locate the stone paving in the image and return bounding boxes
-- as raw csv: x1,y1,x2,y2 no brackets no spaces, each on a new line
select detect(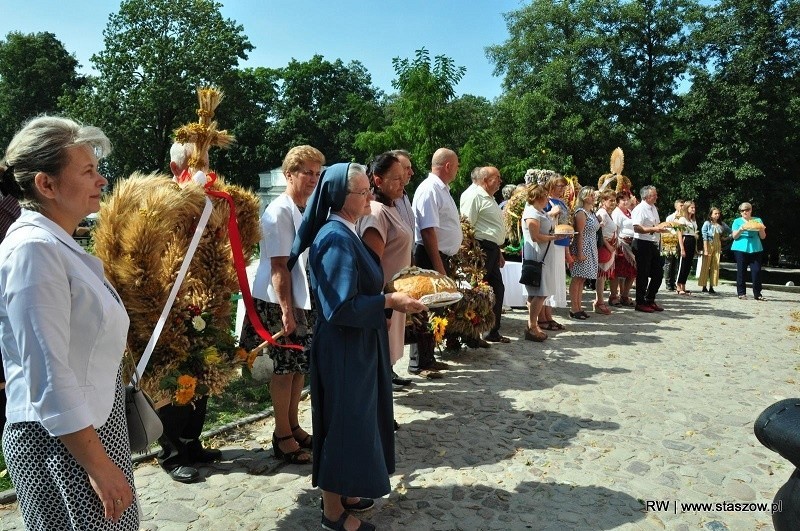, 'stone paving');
2,282,799,530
